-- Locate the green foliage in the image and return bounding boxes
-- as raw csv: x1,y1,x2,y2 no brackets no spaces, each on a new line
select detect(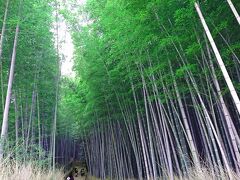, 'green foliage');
0,0,59,163
61,0,240,139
